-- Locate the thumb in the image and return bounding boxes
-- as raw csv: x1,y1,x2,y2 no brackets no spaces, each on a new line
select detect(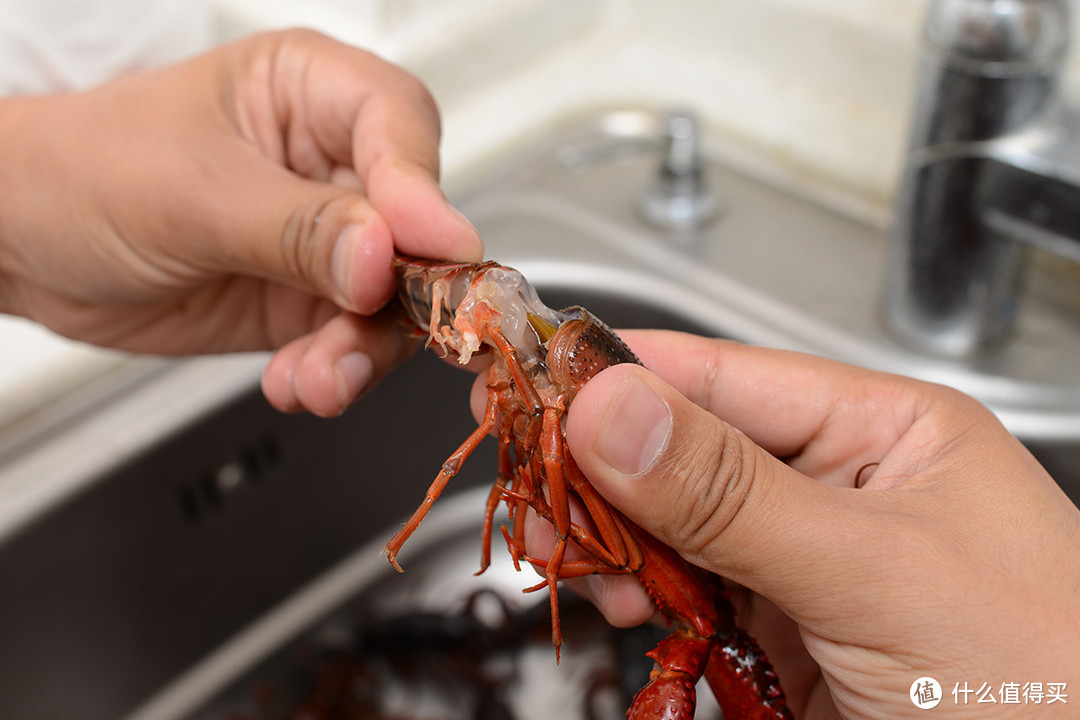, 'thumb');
565,363,860,606
187,154,479,315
